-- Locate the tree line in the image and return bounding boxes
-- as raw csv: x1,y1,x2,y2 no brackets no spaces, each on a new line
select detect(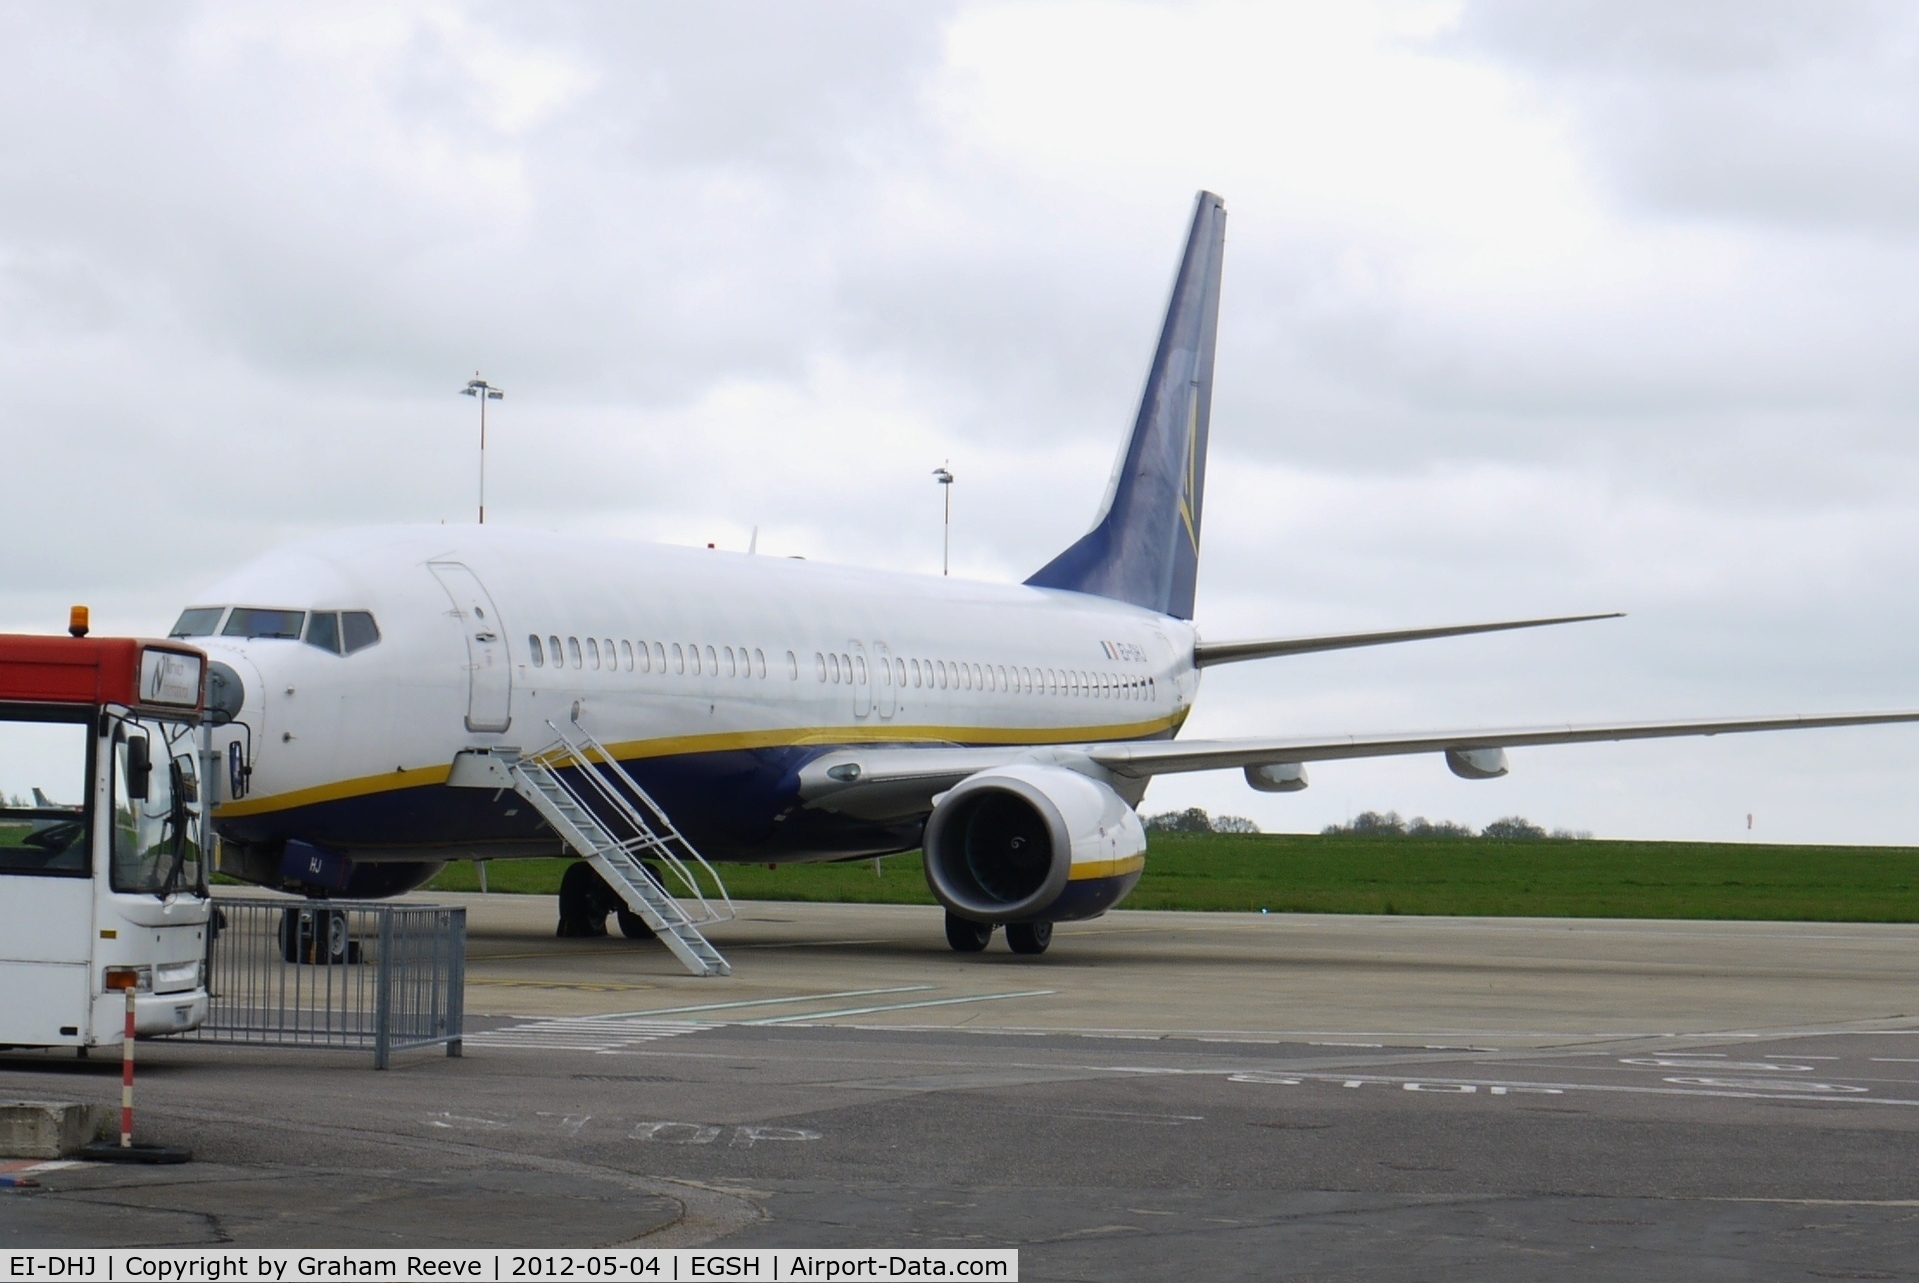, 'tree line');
1322,810,1591,840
